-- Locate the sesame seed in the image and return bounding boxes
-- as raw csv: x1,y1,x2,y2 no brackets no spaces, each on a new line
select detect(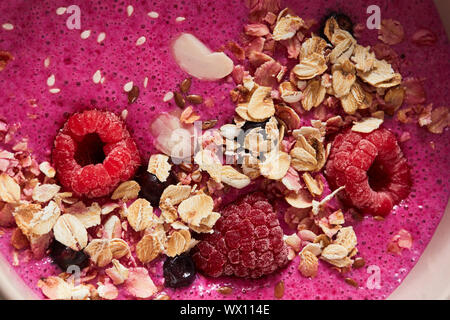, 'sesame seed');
56,7,67,15
121,109,129,120
136,36,146,46
2,23,14,31
97,32,106,43
175,17,186,22
123,81,134,92
47,74,55,87
93,70,102,84
80,30,91,39
163,91,174,102
148,11,159,19
143,77,149,88
126,5,134,17
49,88,60,94
44,57,51,68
